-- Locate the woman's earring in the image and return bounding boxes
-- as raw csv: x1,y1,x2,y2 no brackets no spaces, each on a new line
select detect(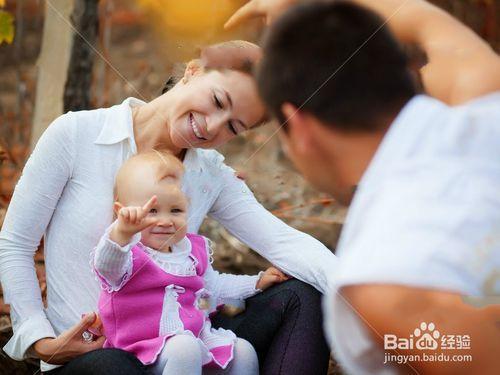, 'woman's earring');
182,77,188,84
